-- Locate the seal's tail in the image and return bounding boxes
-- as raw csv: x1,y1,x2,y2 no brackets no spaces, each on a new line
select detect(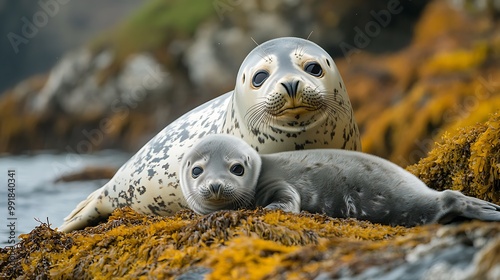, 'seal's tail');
438,190,500,224
58,187,109,232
